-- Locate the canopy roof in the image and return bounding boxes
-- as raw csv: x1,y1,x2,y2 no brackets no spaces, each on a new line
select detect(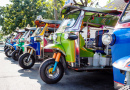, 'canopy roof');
35,19,62,25
15,29,25,33
39,19,62,24
25,27,37,31
61,5,122,27
61,5,122,16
